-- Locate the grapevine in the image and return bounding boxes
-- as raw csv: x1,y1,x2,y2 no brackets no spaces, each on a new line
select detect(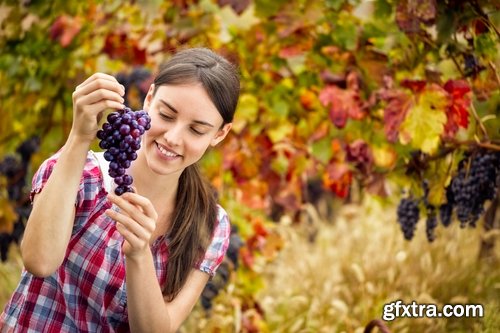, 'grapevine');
396,150,500,241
